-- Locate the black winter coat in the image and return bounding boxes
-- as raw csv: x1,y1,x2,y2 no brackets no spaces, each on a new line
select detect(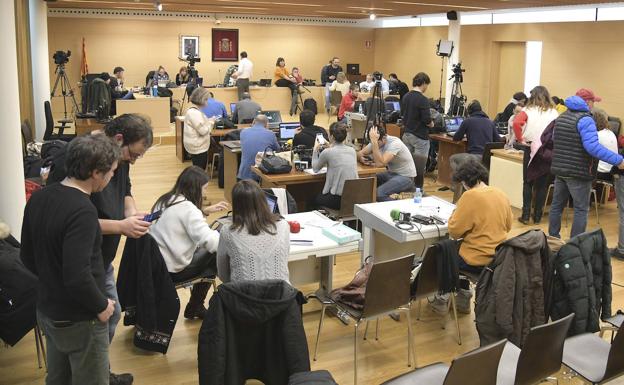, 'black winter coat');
475,230,551,347
117,234,180,354
198,280,310,385
549,229,612,335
